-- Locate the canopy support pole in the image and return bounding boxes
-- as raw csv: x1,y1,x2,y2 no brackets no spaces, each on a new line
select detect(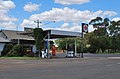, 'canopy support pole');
47,31,50,58
75,39,77,57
